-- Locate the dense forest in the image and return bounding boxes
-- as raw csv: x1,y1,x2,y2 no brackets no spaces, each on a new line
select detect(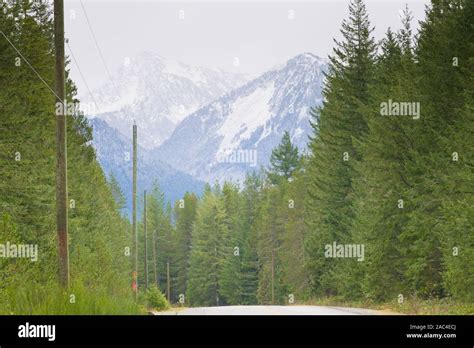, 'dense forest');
0,0,472,314
0,0,135,313
139,0,474,308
